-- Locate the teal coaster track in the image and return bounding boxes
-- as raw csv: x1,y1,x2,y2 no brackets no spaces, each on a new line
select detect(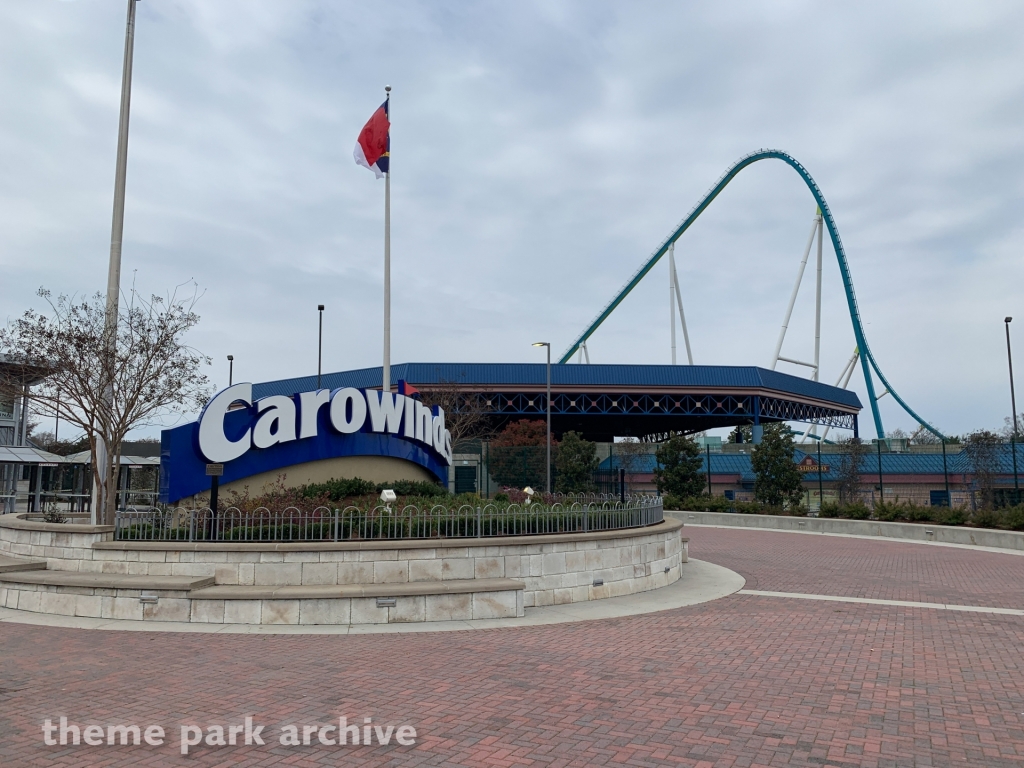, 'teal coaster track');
558,149,941,440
